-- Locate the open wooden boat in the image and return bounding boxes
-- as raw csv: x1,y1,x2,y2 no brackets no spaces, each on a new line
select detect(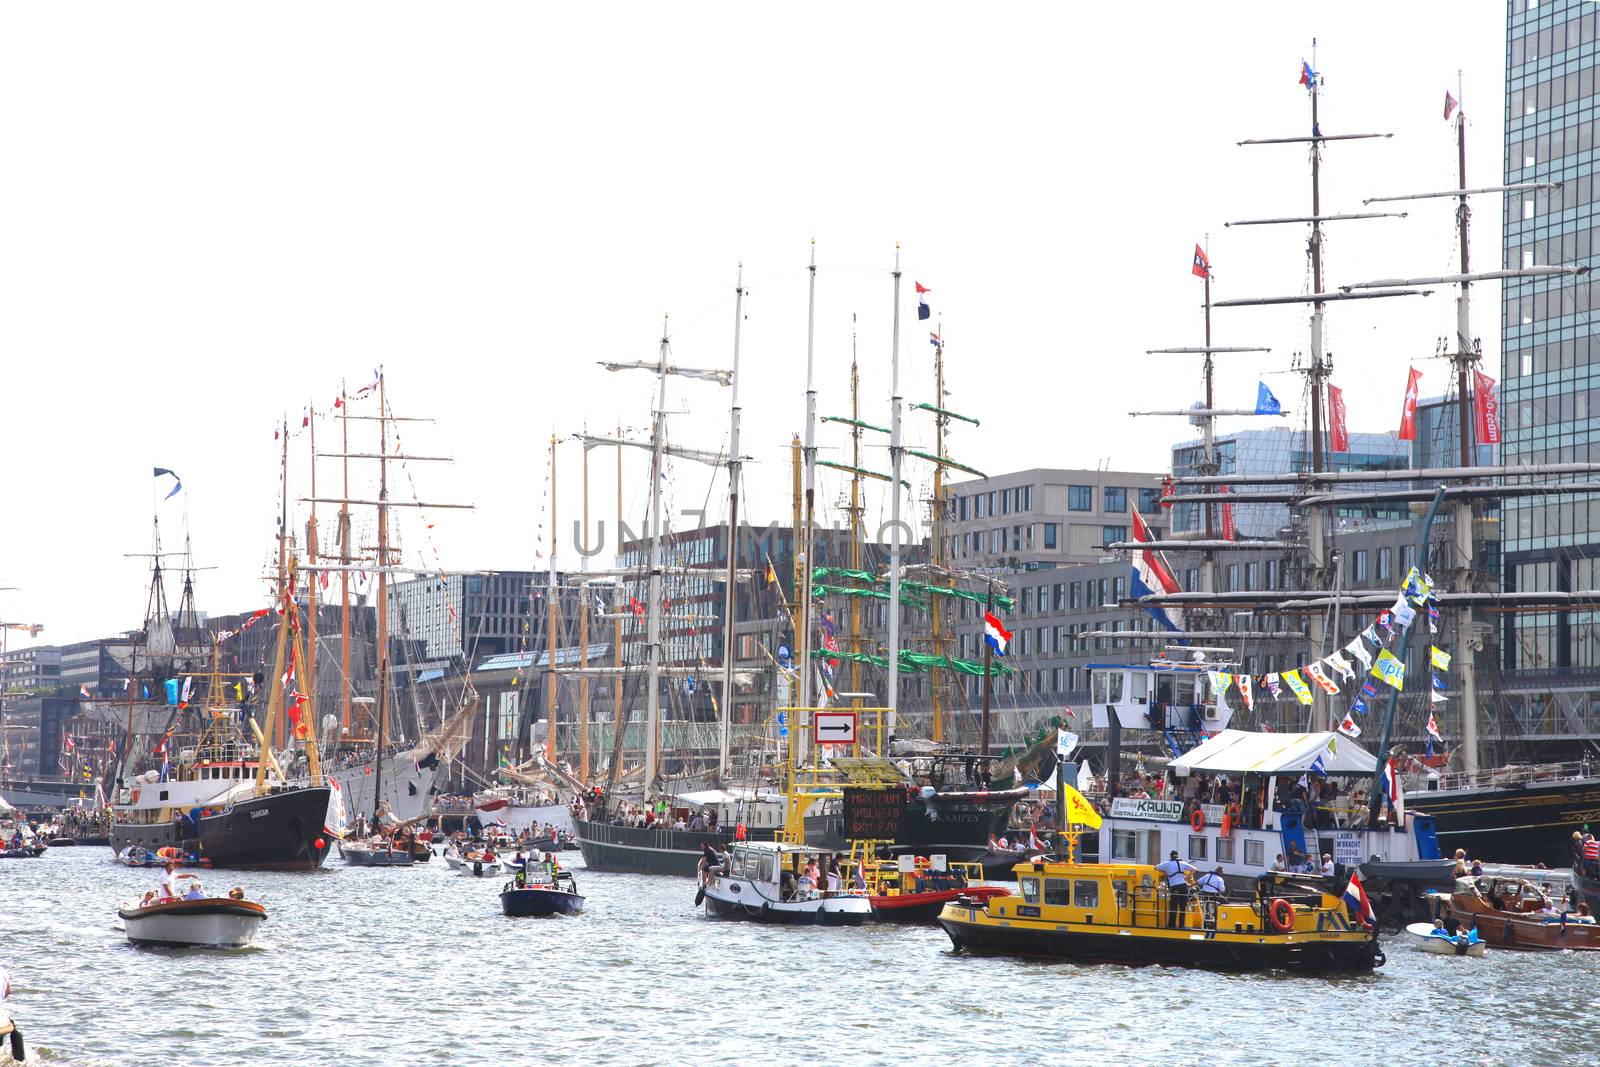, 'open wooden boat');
1448,876,1600,950
117,896,267,949
1404,921,1486,957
